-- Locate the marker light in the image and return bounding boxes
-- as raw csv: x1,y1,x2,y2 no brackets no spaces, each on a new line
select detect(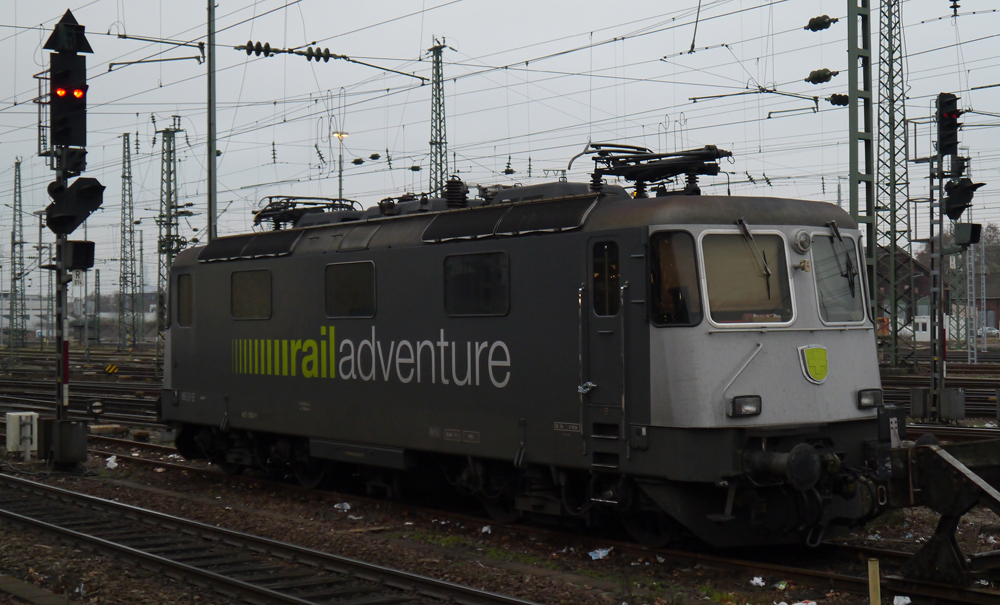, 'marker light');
55,88,67,97
729,395,762,417
72,89,84,99
858,389,883,409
